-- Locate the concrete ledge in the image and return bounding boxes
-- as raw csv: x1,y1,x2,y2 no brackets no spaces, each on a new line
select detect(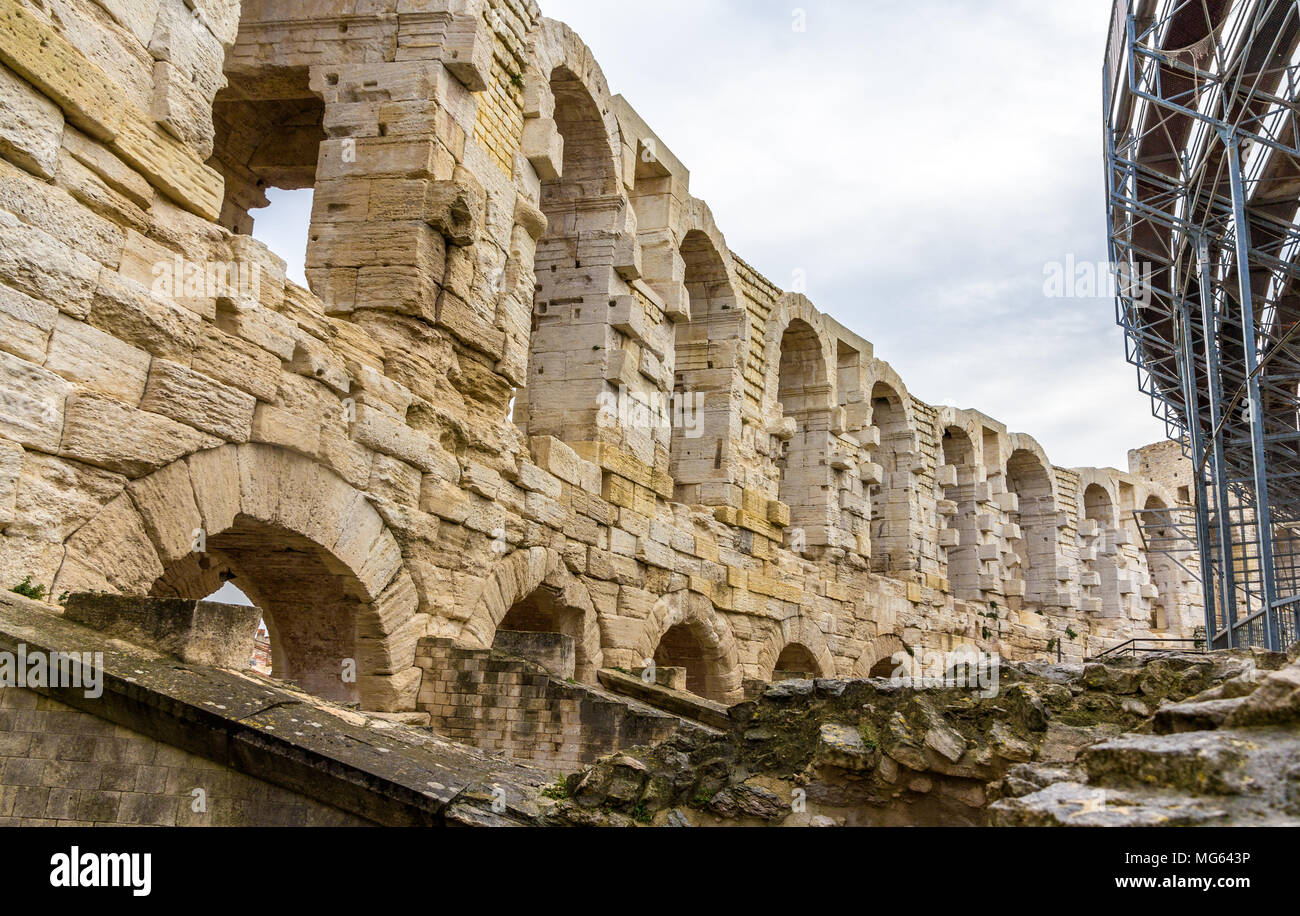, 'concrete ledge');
598,668,734,731
0,592,547,826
